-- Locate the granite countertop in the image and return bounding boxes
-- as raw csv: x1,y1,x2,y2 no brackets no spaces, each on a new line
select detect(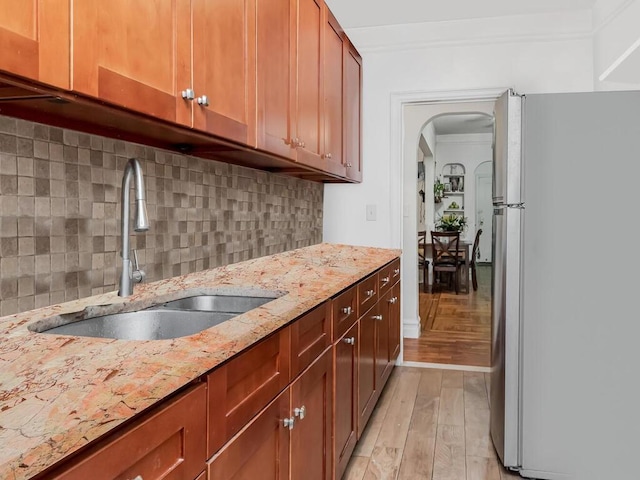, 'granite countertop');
0,243,401,480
